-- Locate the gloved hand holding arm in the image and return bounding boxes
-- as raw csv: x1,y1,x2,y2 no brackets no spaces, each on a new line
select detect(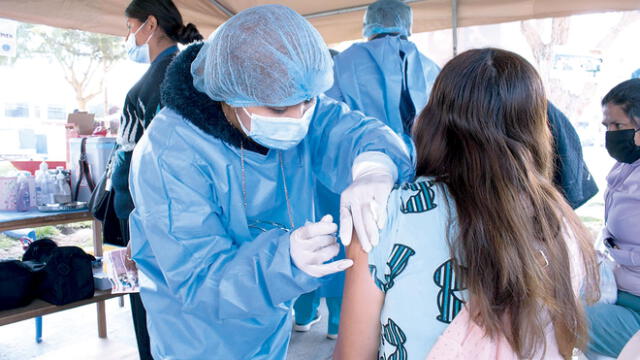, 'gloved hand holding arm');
307,97,412,251
339,152,397,252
